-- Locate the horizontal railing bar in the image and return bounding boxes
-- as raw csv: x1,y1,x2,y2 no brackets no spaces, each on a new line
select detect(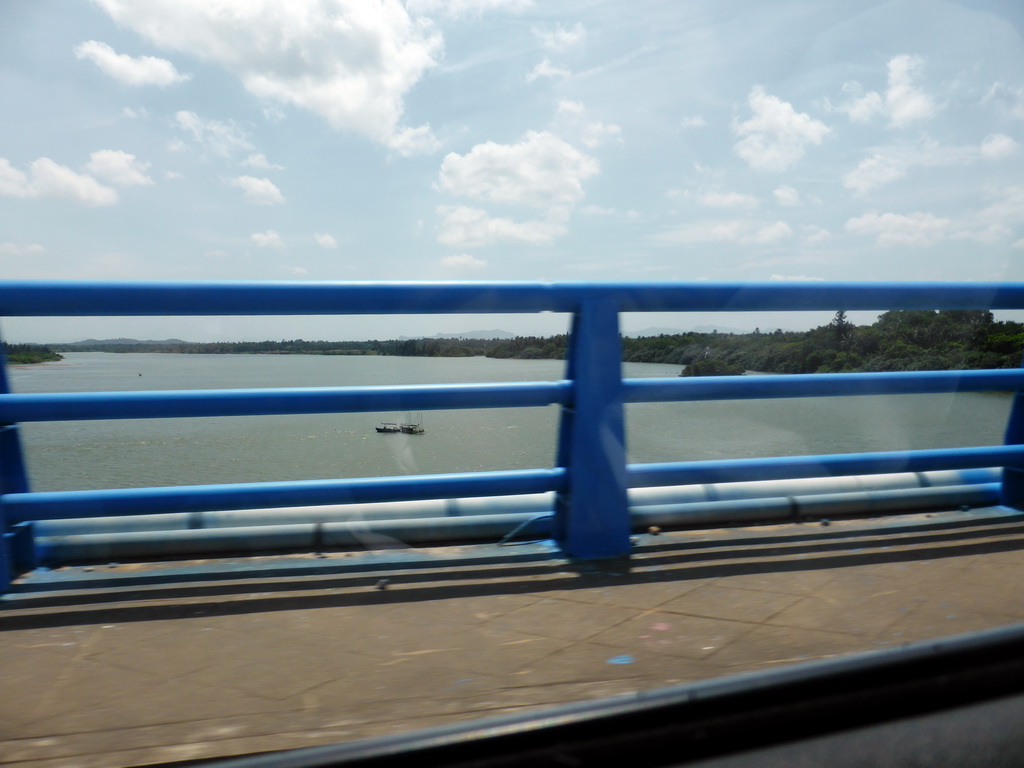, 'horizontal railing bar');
4,370,1019,424
3,280,1024,316
2,469,568,523
627,445,1024,487
623,369,1024,402
7,445,1019,524
0,382,572,422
